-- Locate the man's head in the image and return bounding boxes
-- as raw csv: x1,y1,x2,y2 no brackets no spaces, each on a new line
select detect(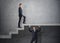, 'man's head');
32,26,36,31
32,26,38,29
33,26,36,29
19,3,22,7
